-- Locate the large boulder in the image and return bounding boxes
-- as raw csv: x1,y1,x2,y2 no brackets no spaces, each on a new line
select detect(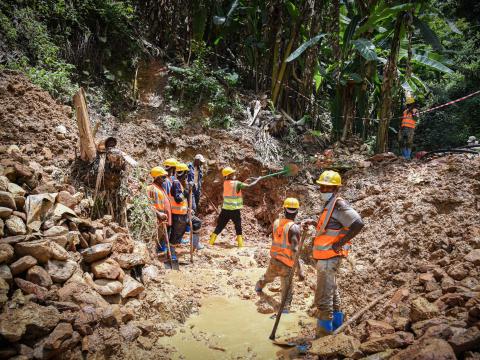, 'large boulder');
5,215,26,235
84,273,122,296
91,258,122,280
10,255,37,275
309,333,360,358
410,297,440,322
26,265,53,288
15,240,52,264
57,281,109,308
360,331,414,354
0,191,16,210
81,243,112,263
111,252,145,269
121,275,145,298
364,319,396,340
390,338,456,360
0,302,60,342
45,259,77,283
0,243,14,264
